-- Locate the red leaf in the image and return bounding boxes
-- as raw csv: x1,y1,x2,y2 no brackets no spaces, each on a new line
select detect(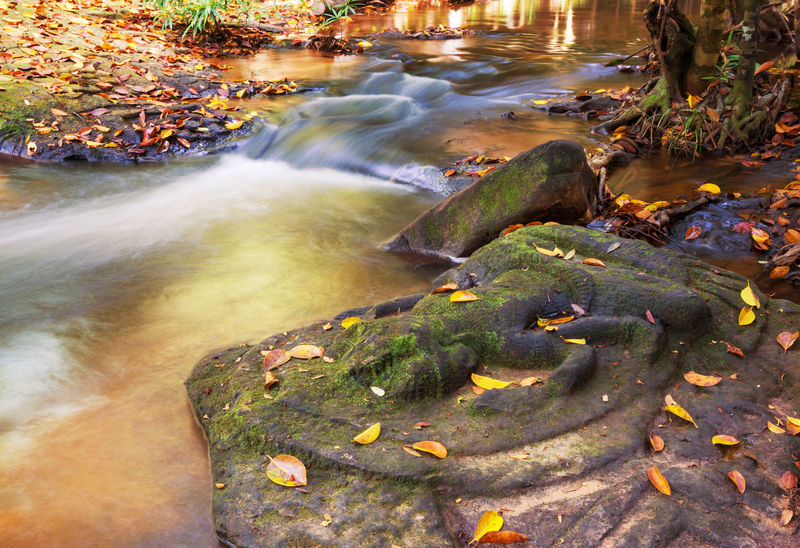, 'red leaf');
685,225,701,240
